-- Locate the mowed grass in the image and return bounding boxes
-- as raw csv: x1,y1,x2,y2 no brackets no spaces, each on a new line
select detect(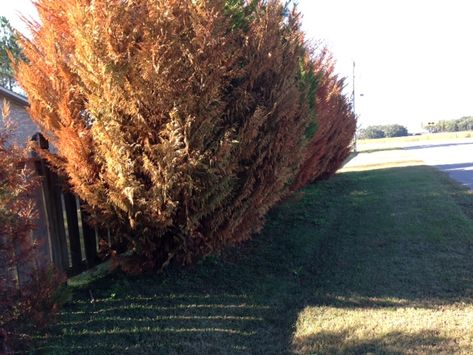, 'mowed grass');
35,160,473,353
358,130,473,146
293,165,473,354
